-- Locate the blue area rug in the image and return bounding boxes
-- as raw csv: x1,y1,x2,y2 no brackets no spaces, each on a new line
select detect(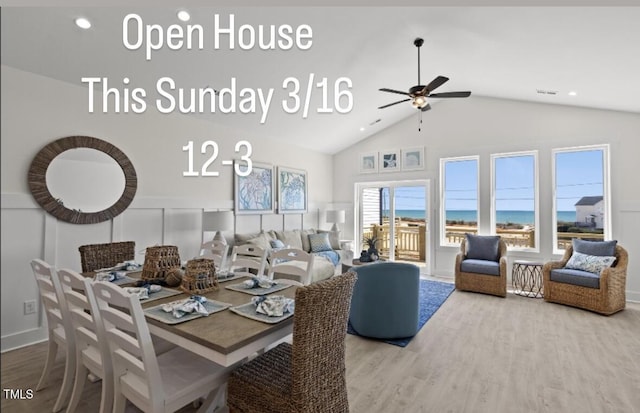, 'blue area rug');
347,279,455,347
